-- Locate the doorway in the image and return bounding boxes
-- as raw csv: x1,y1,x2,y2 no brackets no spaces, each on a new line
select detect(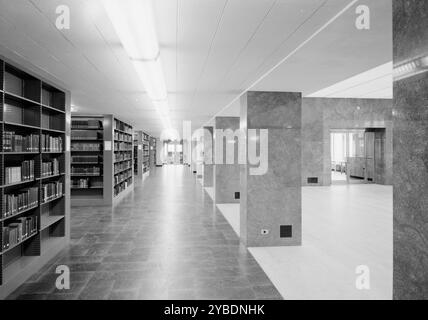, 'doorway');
165,140,184,165
330,129,385,185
